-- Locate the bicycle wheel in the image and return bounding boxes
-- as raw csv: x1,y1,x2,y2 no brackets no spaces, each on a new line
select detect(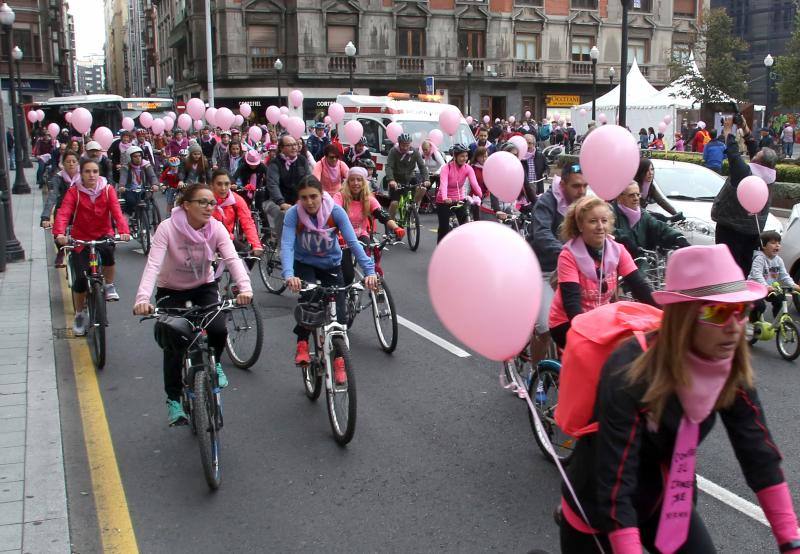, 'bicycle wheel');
302,339,323,401
326,336,356,445
192,369,221,490
407,206,420,251
371,281,398,353
225,303,264,369
138,207,151,255
258,248,286,295
345,287,360,328
86,281,107,370
65,253,77,313
776,319,800,361
527,362,575,465
149,199,162,229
